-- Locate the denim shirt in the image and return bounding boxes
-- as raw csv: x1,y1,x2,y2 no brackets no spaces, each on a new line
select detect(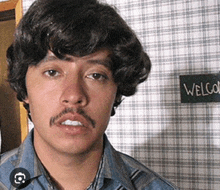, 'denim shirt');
0,130,178,190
